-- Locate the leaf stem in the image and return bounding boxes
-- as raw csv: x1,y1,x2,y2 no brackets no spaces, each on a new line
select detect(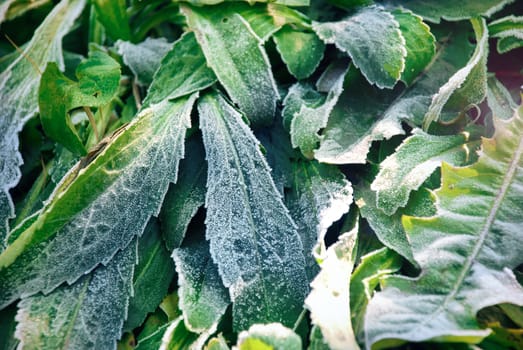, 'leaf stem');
83,106,100,142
